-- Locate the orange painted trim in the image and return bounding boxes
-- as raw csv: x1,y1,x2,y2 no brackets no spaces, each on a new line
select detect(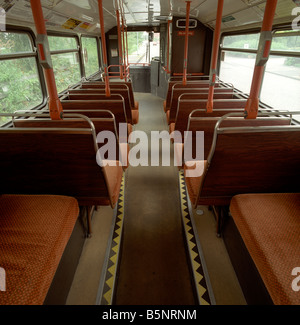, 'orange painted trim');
182,1,191,86
30,0,62,120
165,19,172,74
98,0,110,97
173,72,204,76
116,10,124,80
206,0,224,113
245,0,278,119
